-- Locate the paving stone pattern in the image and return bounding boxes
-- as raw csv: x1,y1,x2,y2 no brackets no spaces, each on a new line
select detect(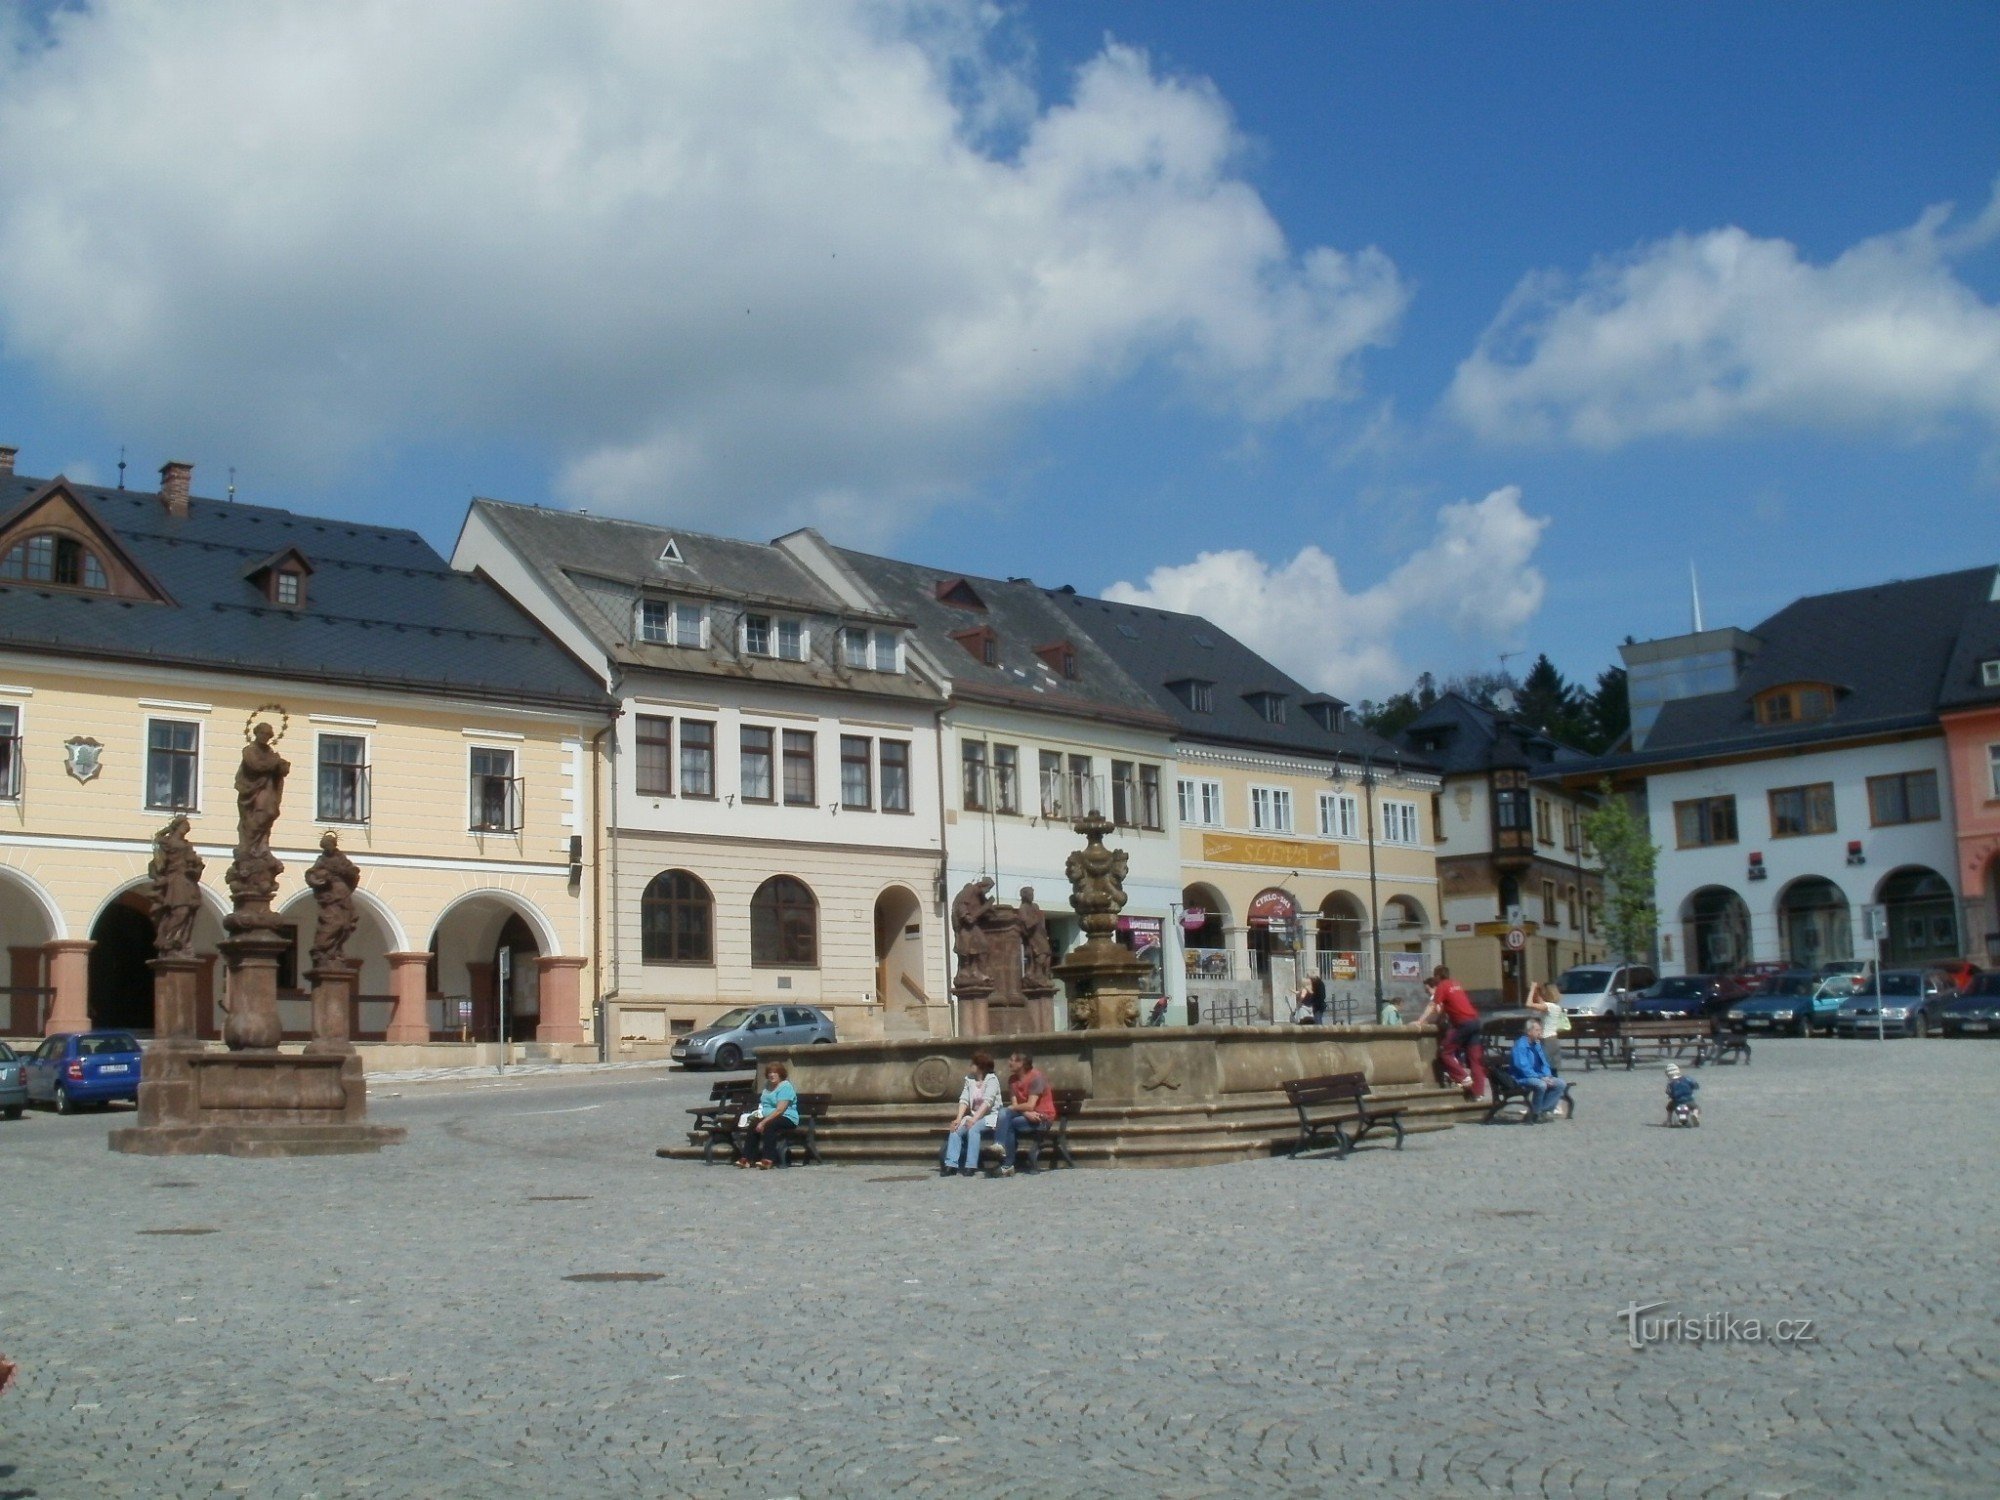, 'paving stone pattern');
1,1042,1995,1498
